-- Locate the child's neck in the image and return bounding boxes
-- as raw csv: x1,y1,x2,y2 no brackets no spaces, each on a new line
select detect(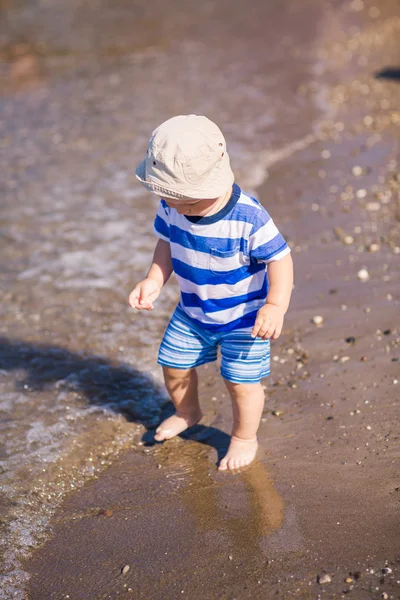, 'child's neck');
201,187,232,218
